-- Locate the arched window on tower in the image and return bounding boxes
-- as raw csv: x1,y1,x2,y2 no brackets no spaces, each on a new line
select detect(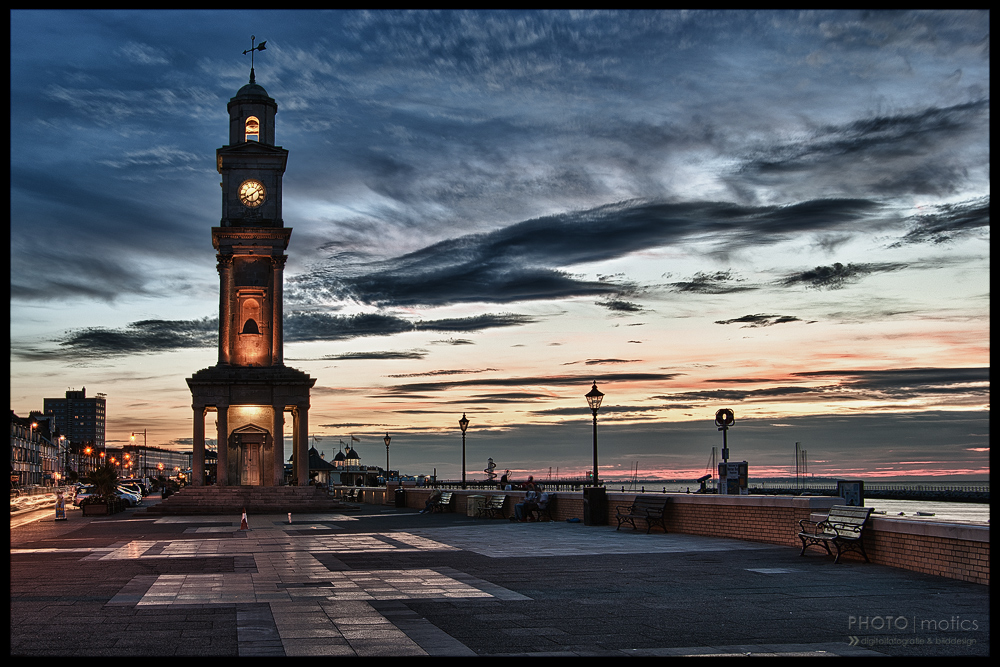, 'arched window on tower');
241,319,260,335
245,116,260,142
